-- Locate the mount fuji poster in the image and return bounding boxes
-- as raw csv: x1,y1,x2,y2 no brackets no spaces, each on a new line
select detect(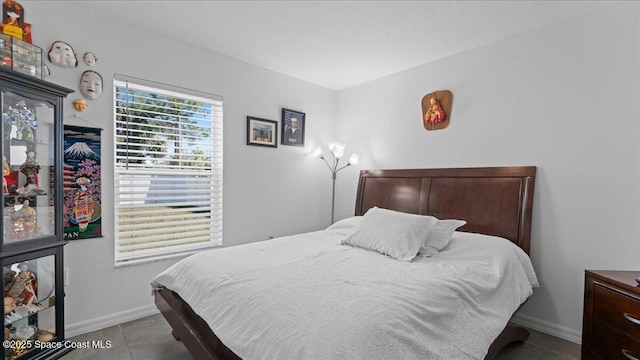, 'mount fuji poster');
63,125,102,240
